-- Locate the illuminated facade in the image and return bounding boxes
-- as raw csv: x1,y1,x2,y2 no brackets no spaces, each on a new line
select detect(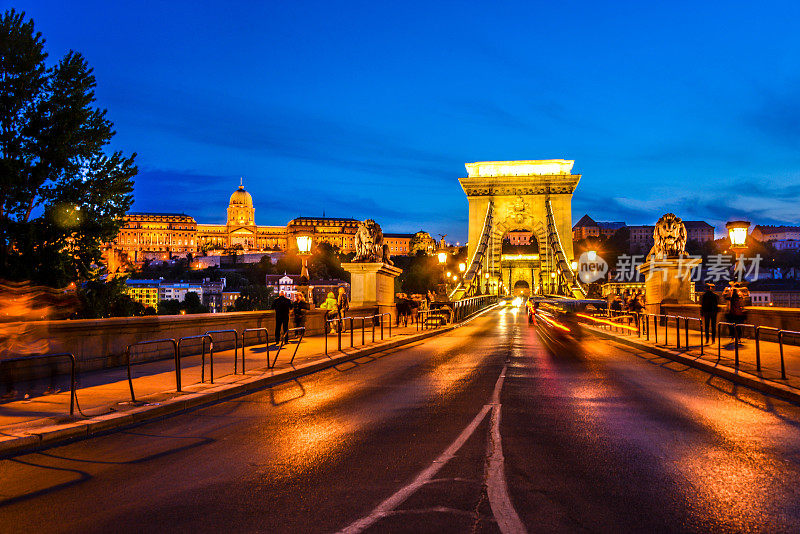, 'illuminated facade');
109,182,422,266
